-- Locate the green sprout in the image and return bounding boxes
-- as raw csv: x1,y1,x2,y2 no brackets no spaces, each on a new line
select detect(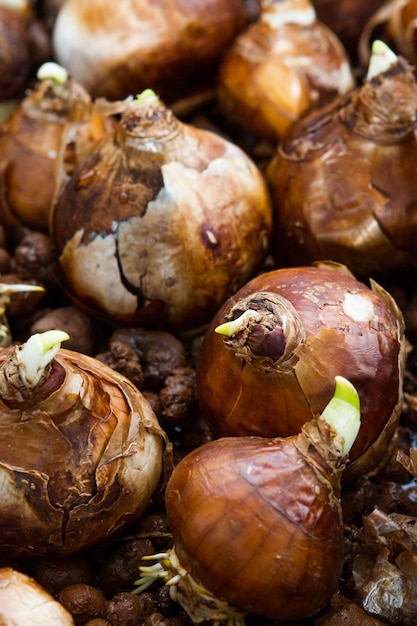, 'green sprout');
17,330,70,389
320,376,361,457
